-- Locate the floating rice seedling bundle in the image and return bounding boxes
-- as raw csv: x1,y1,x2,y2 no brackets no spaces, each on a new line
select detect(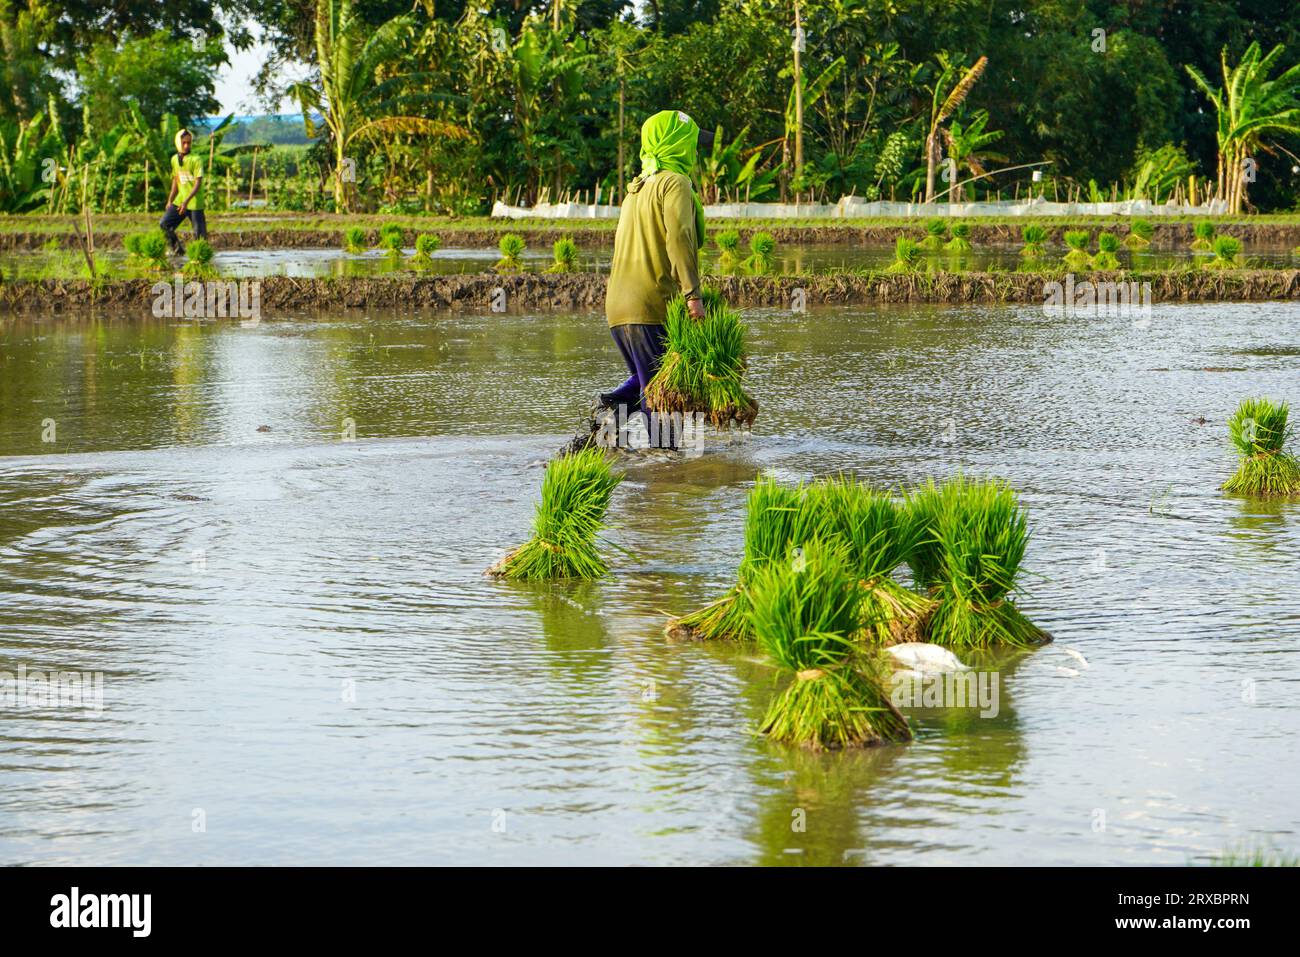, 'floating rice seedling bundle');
749,538,912,750
1204,235,1241,269
124,230,169,270
1124,219,1153,248
666,476,825,641
919,218,948,250
182,238,216,279
1191,221,1215,251
1062,230,1092,268
944,222,972,252
643,287,758,428
547,238,578,273
743,231,776,274
1092,232,1121,269
411,233,441,266
487,447,623,581
496,233,526,271
714,229,741,272
886,237,923,273
377,223,404,255
342,226,366,253
1222,398,1300,496
806,476,935,645
1020,224,1047,258
904,475,1050,649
